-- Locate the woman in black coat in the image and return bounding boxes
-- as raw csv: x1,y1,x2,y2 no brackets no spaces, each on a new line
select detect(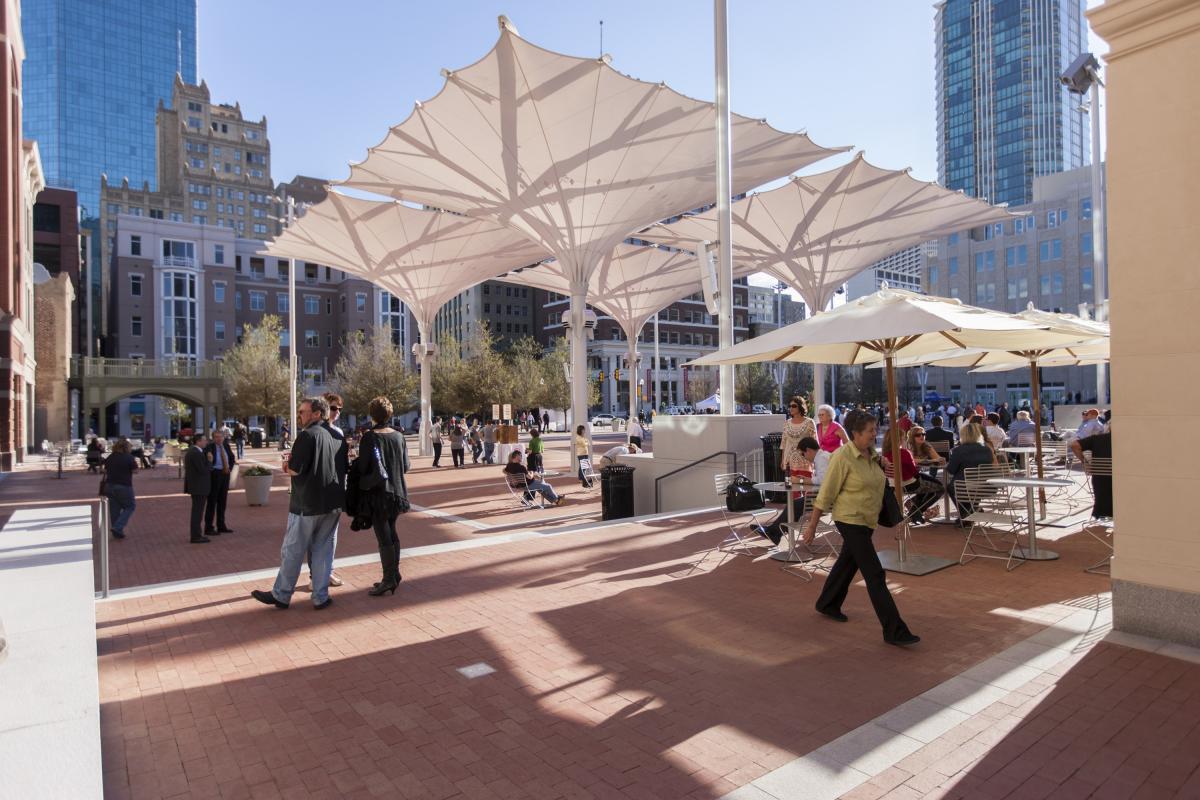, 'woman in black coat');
357,396,410,596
